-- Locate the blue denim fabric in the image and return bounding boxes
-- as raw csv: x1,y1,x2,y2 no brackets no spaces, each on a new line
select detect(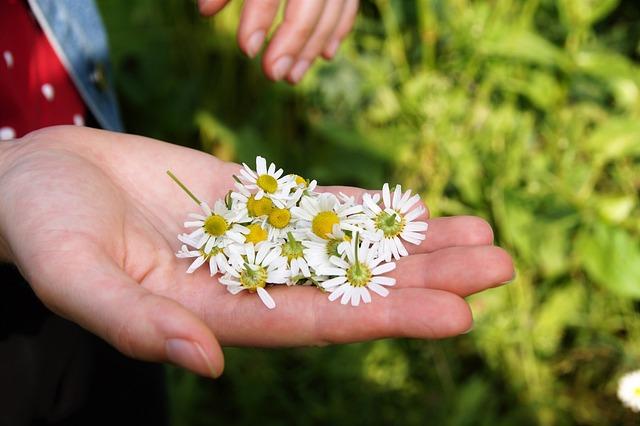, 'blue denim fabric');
27,0,124,132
